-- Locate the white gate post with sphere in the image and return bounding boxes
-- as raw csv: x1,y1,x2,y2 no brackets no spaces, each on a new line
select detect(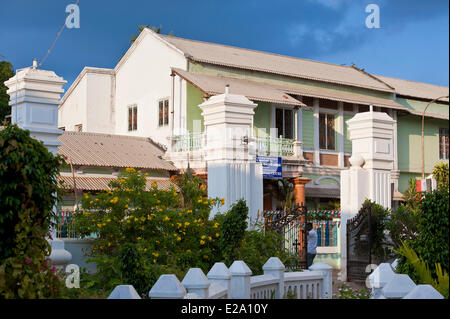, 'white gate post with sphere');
339,108,395,281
